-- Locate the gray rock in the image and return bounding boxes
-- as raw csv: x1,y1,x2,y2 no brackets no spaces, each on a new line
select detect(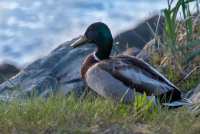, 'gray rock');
114,15,164,52
122,38,161,63
0,63,20,84
0,40,95,99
